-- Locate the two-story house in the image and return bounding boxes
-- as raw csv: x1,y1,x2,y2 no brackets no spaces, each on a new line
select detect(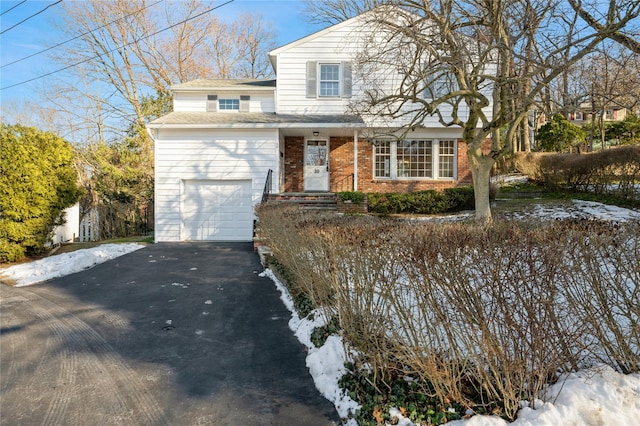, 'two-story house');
148,11,474,242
